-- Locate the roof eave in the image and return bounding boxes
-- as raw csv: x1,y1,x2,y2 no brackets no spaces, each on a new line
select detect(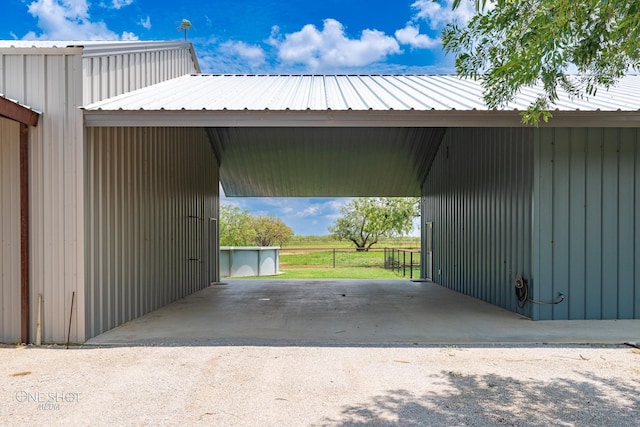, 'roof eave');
0,95,40,126
81,109,640,128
